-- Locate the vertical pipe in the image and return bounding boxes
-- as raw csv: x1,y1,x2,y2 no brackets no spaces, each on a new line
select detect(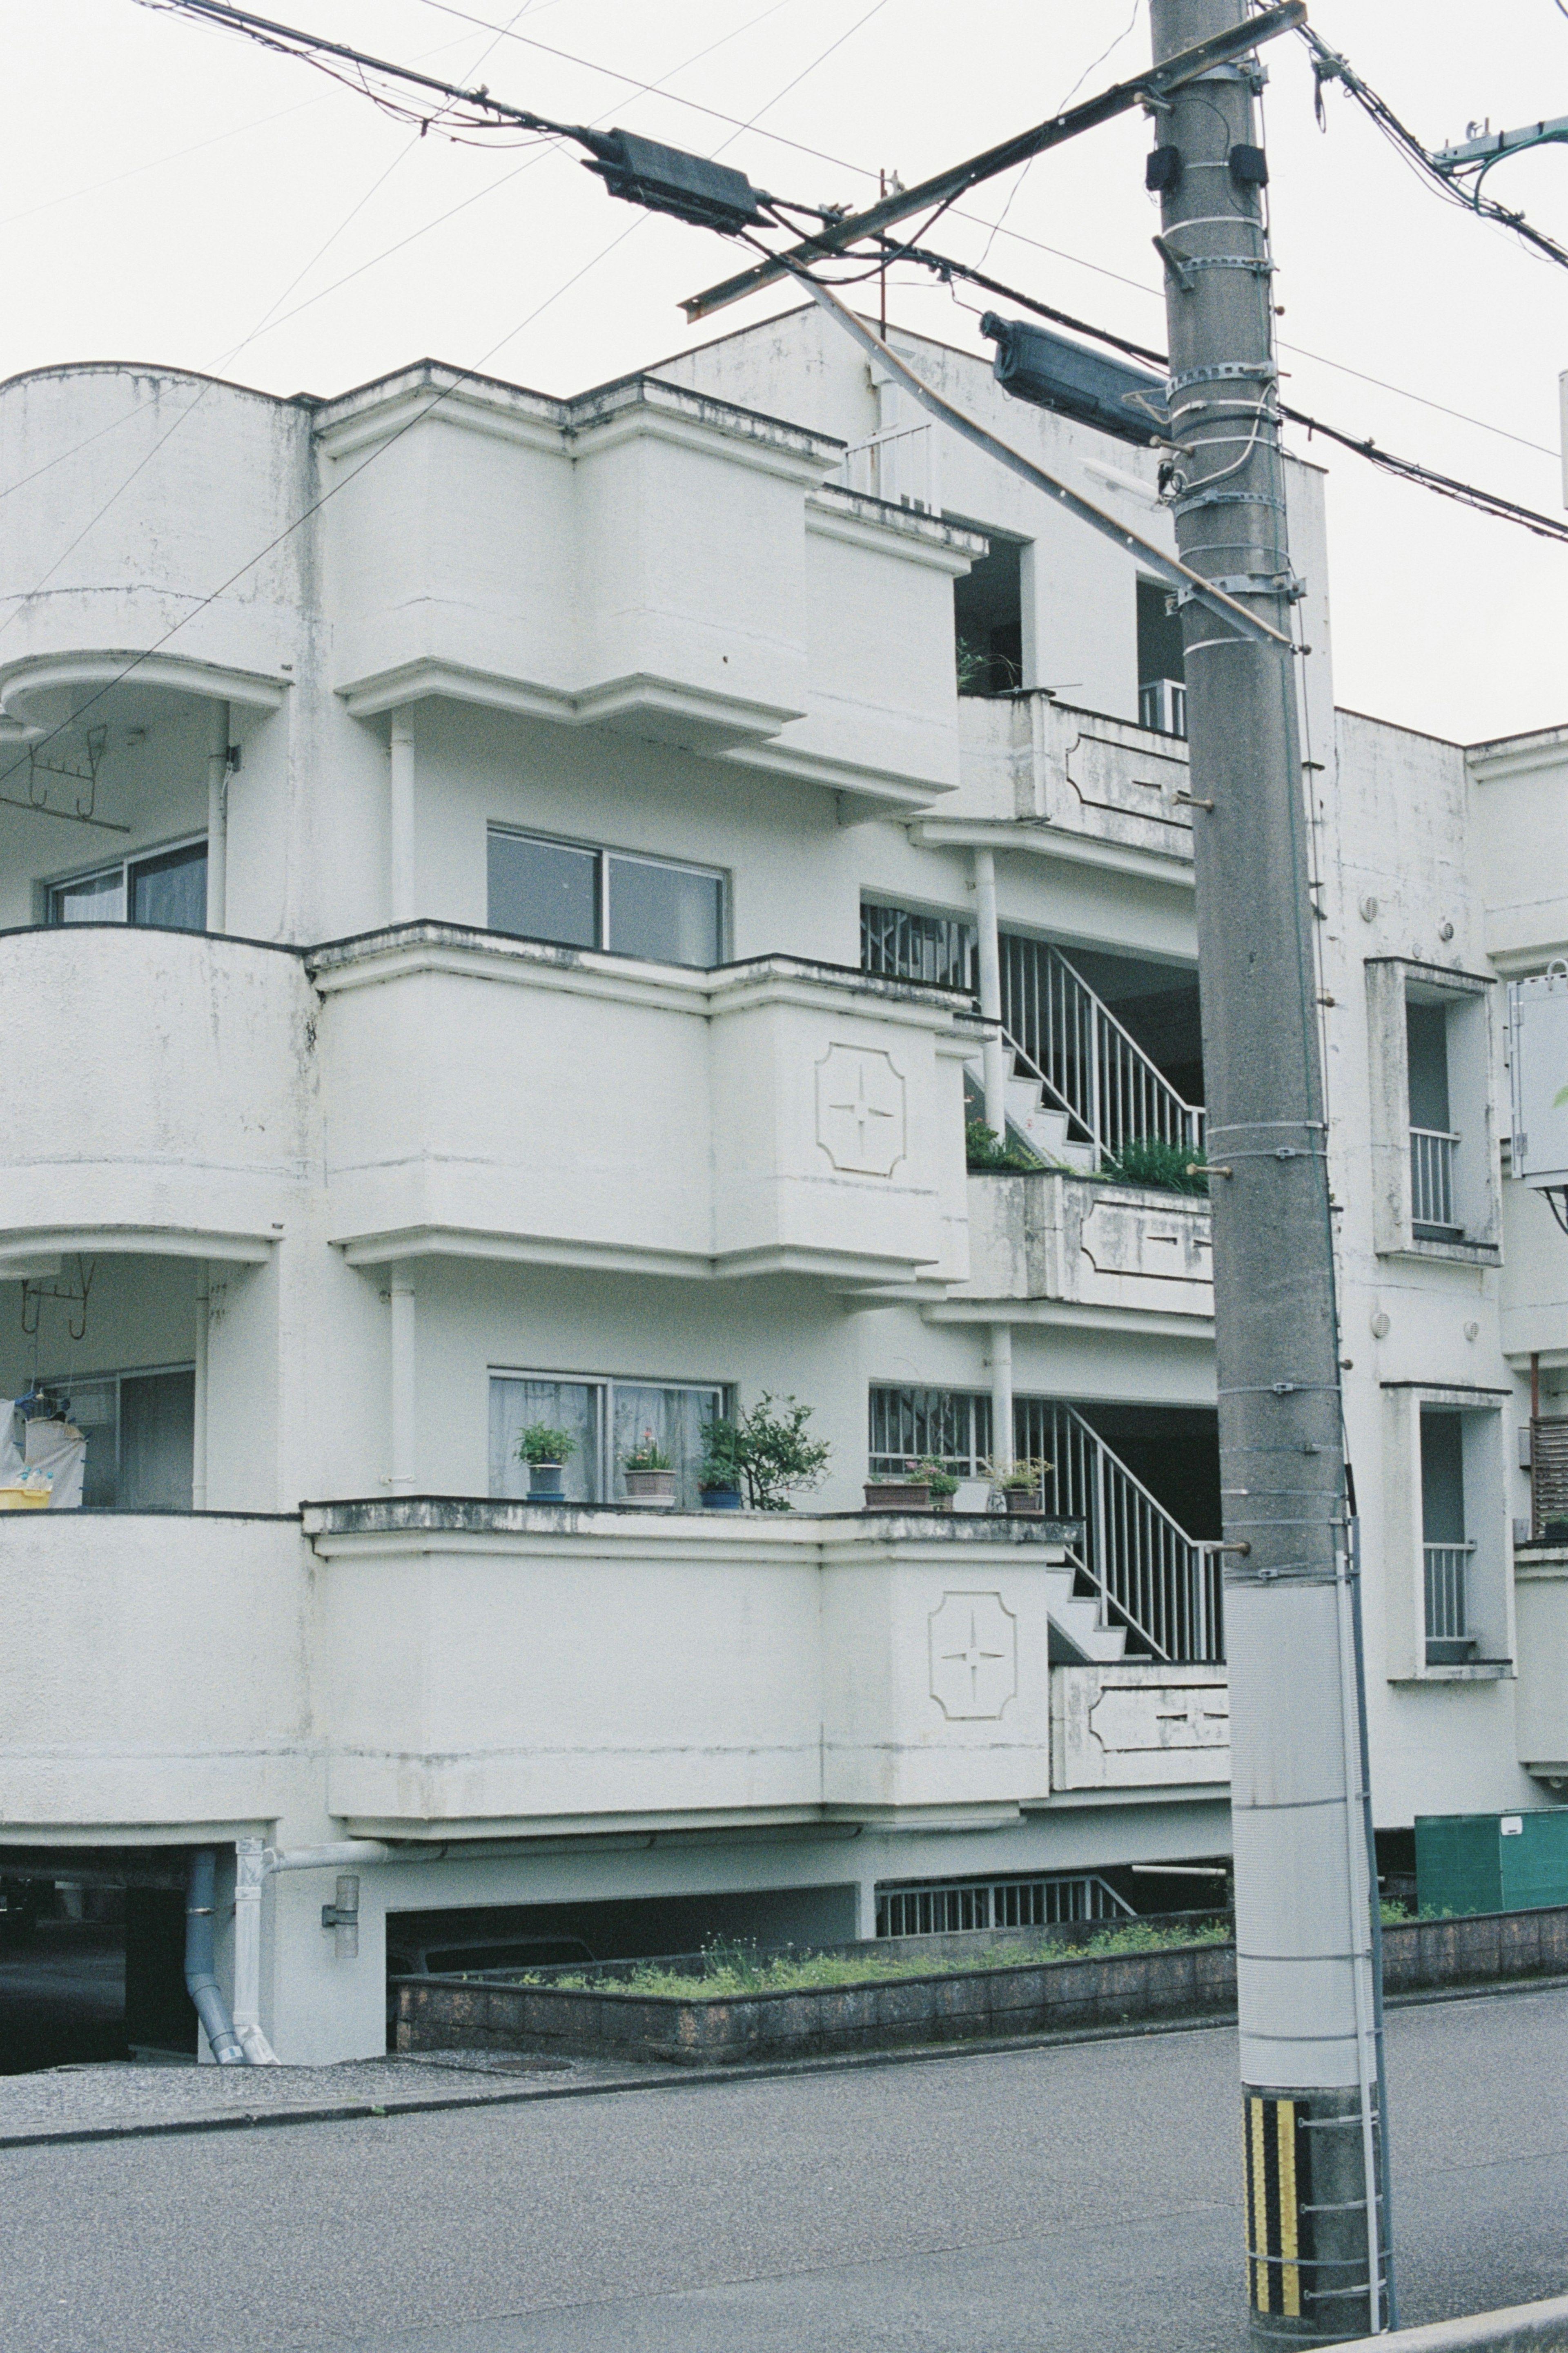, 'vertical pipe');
205,702,229,934
390,710,416,923
390,1273,416,1495
192,1262,209,1513
230,1836,279,2065
989,1323,1013,1474
972,849,1008,1137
